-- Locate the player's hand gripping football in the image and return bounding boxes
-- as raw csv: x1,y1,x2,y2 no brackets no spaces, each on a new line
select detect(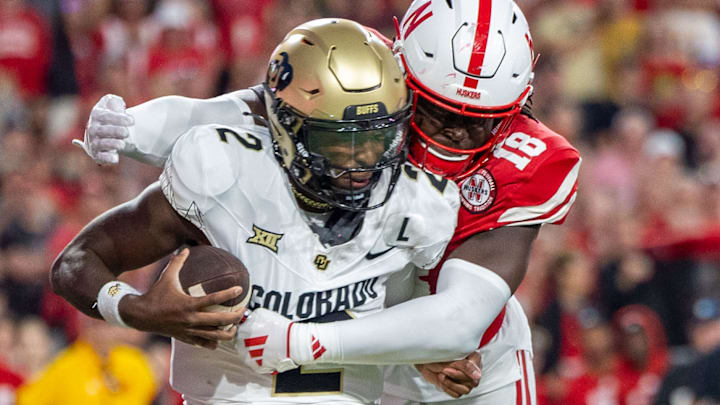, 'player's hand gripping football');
234,308,300,374
73,94,134,165
415,351,483,398
119,249,247,349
